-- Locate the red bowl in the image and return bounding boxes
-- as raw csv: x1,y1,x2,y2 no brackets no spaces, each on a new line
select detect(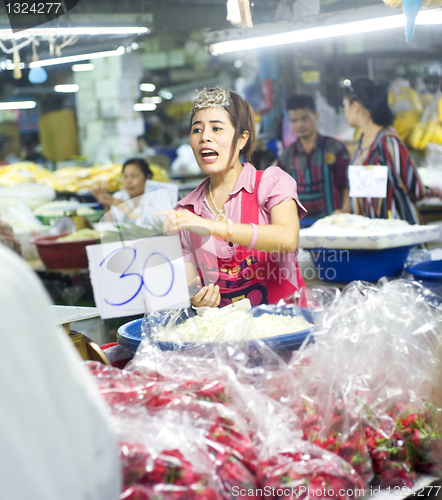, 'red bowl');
31,234,100,269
